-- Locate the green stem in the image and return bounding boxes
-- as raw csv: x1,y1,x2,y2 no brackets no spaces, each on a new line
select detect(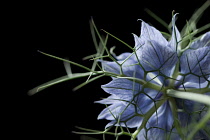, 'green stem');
167,89,210,106
28,72,97,95
178,87,210,94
